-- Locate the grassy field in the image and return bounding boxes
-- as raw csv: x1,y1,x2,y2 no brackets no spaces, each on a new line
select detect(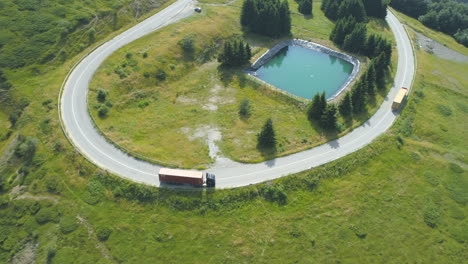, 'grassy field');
88,1,396,168
0,3,466,263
